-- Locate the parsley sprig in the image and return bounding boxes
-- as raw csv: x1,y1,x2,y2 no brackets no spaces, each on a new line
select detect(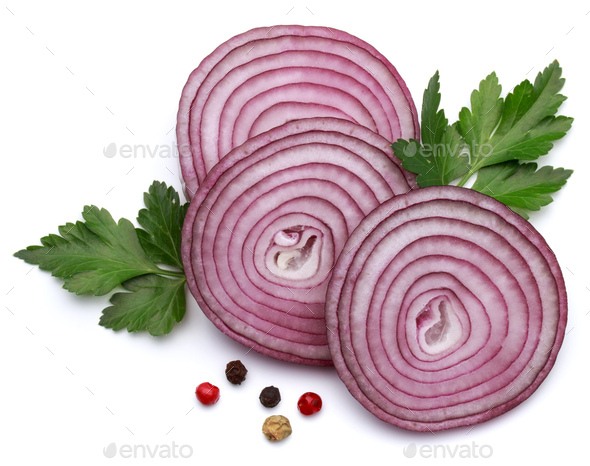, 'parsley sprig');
14,181,188,336
392,60,573,218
